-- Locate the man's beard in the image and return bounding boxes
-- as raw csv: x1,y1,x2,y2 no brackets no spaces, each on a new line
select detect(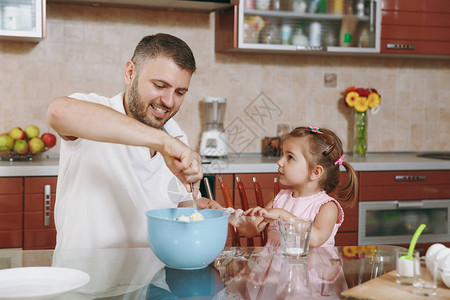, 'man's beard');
127,79,168,129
